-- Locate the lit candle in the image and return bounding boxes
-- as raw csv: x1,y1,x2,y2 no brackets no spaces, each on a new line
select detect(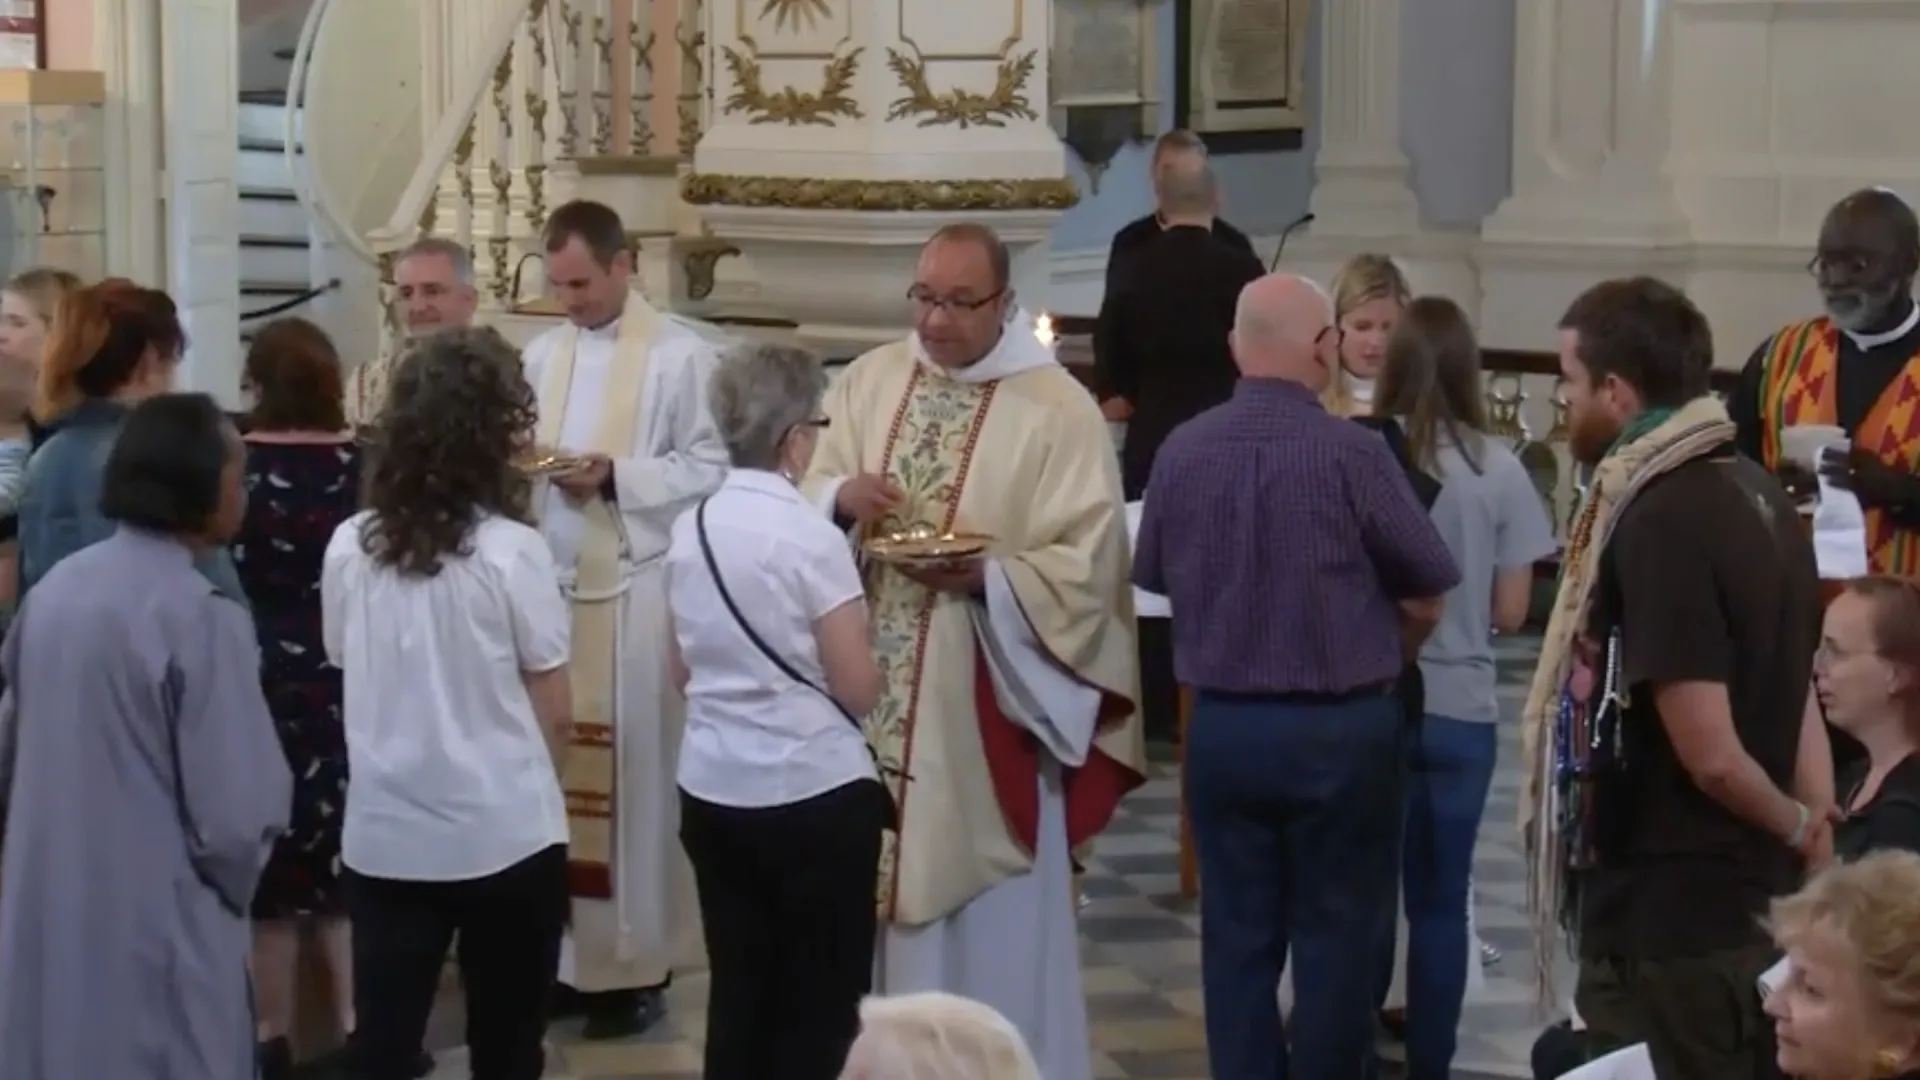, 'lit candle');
1034,311,1056,350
